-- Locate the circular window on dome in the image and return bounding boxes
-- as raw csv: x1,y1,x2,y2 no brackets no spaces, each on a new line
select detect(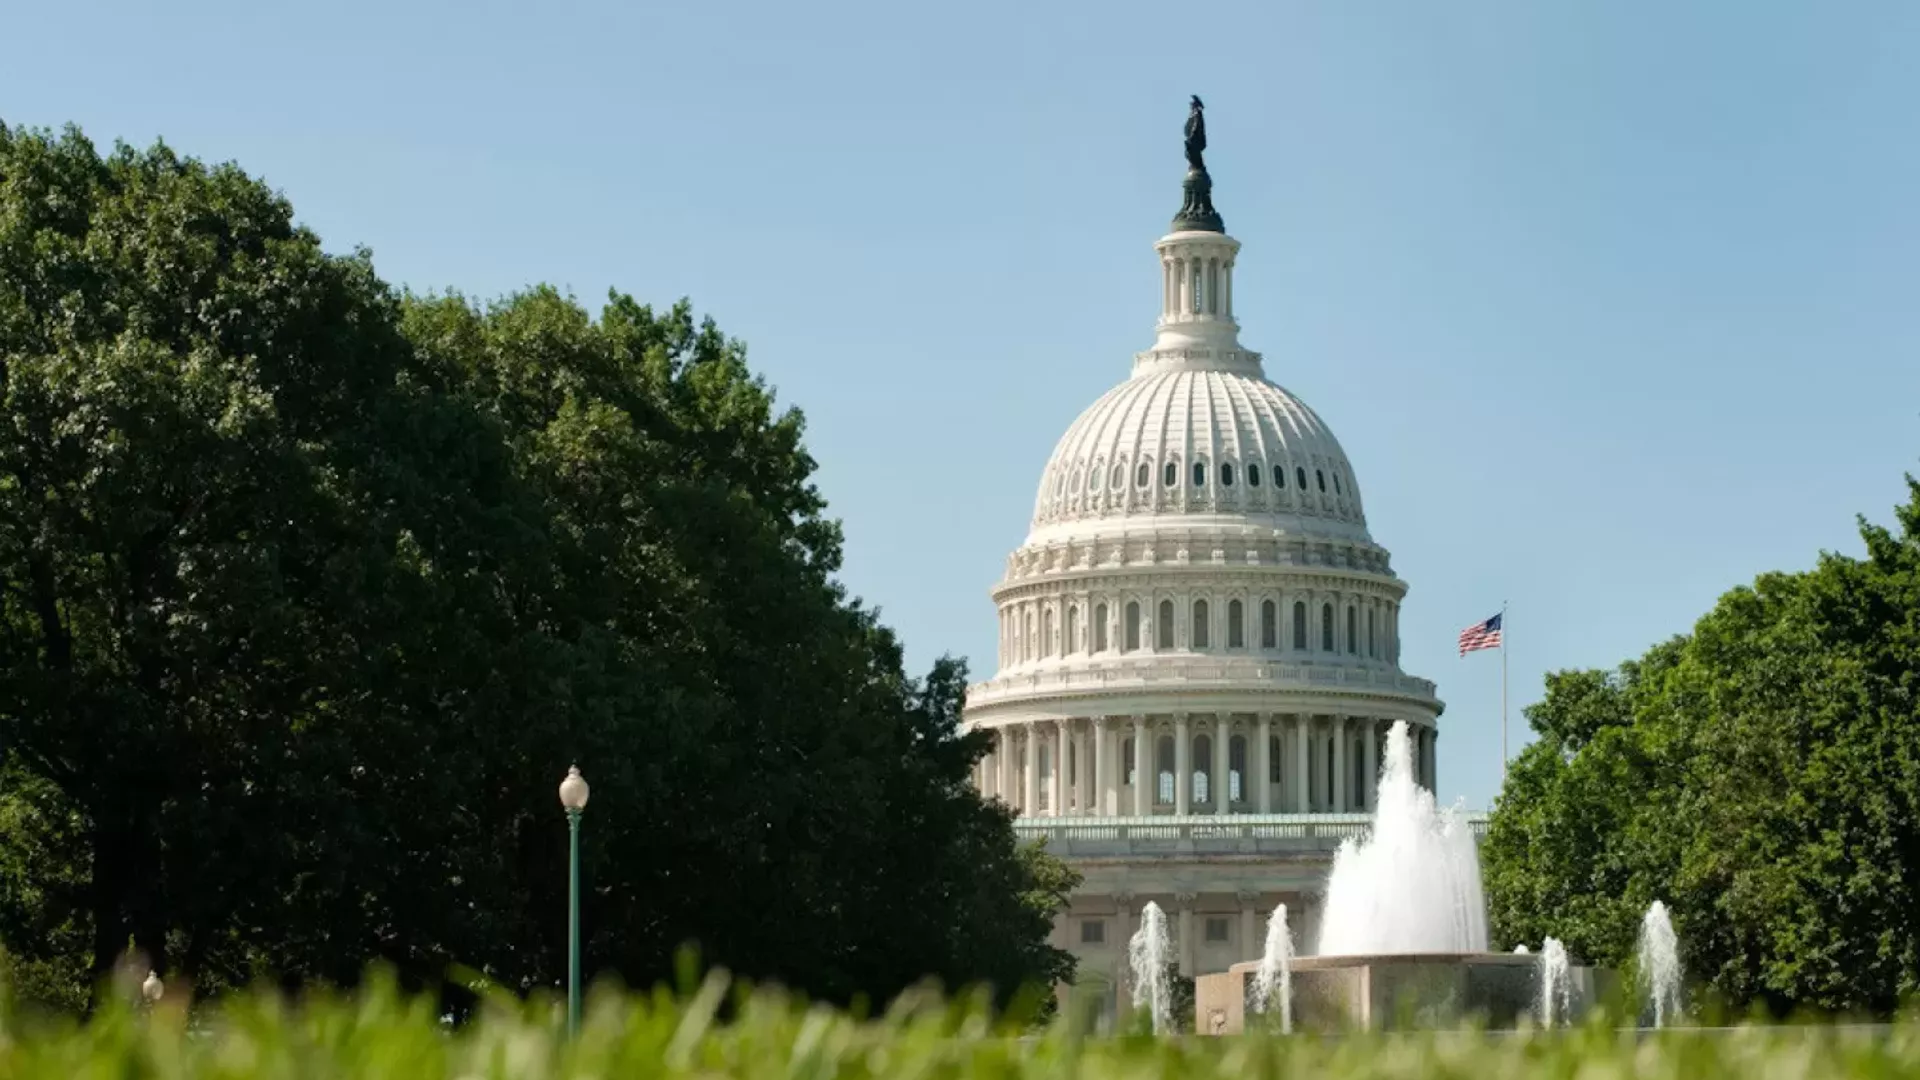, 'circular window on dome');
1136,462,1151,488
1295,466,1308,490
1221,463,1235,487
